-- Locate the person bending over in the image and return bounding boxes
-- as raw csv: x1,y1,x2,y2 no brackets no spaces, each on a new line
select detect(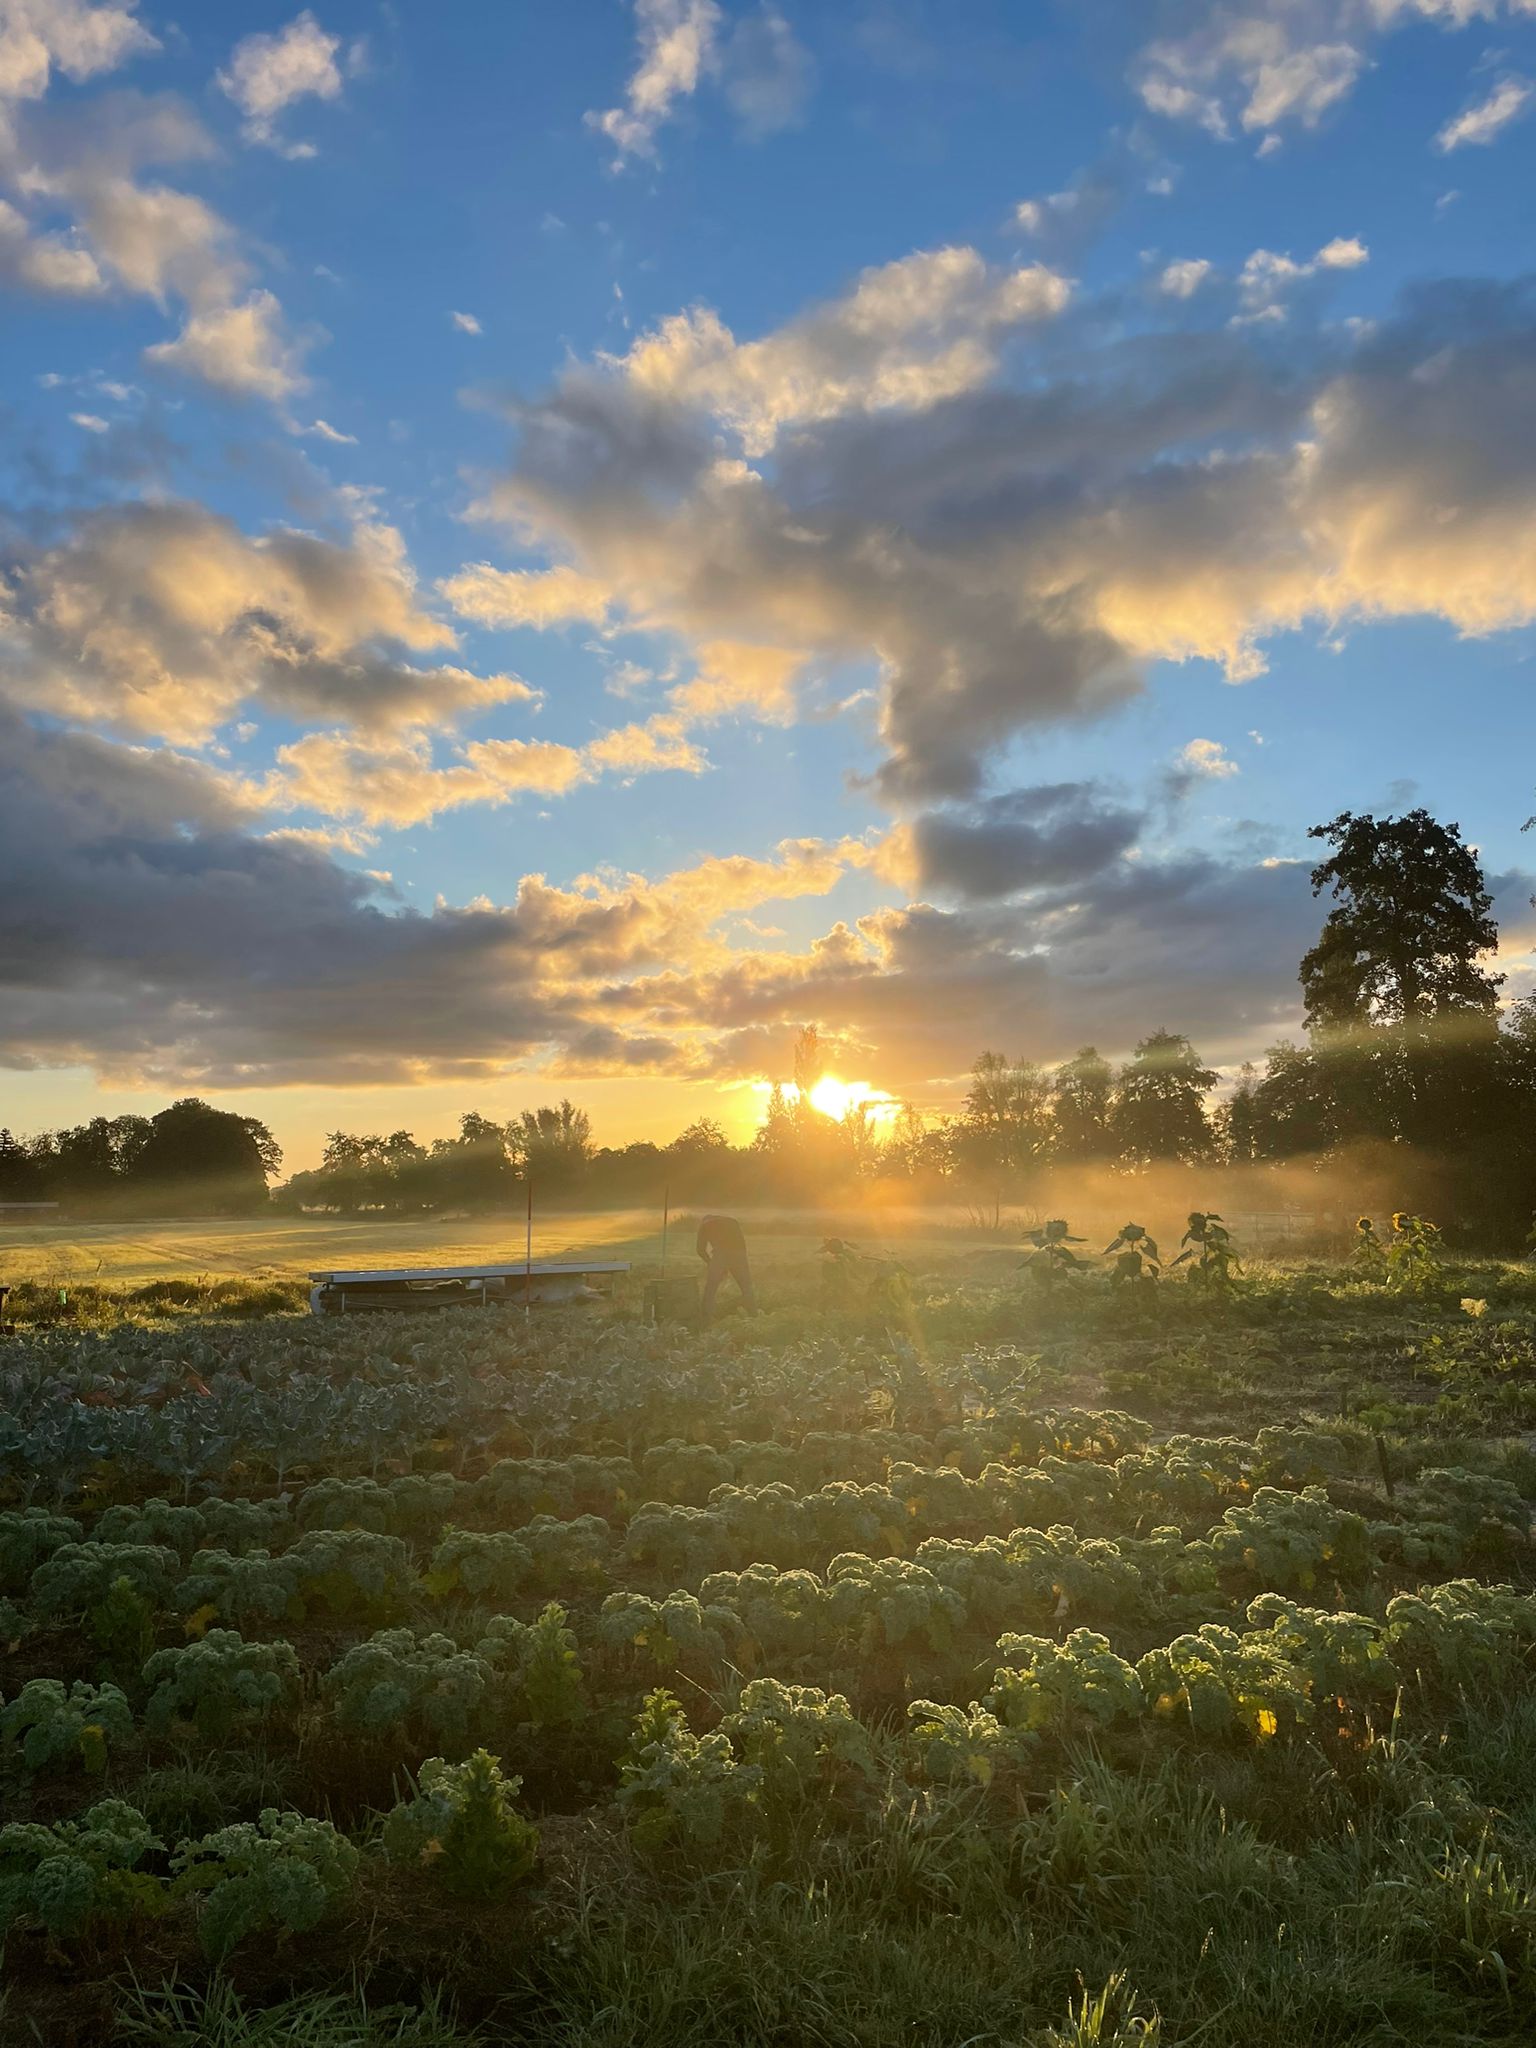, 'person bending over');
696,1213,757,1316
